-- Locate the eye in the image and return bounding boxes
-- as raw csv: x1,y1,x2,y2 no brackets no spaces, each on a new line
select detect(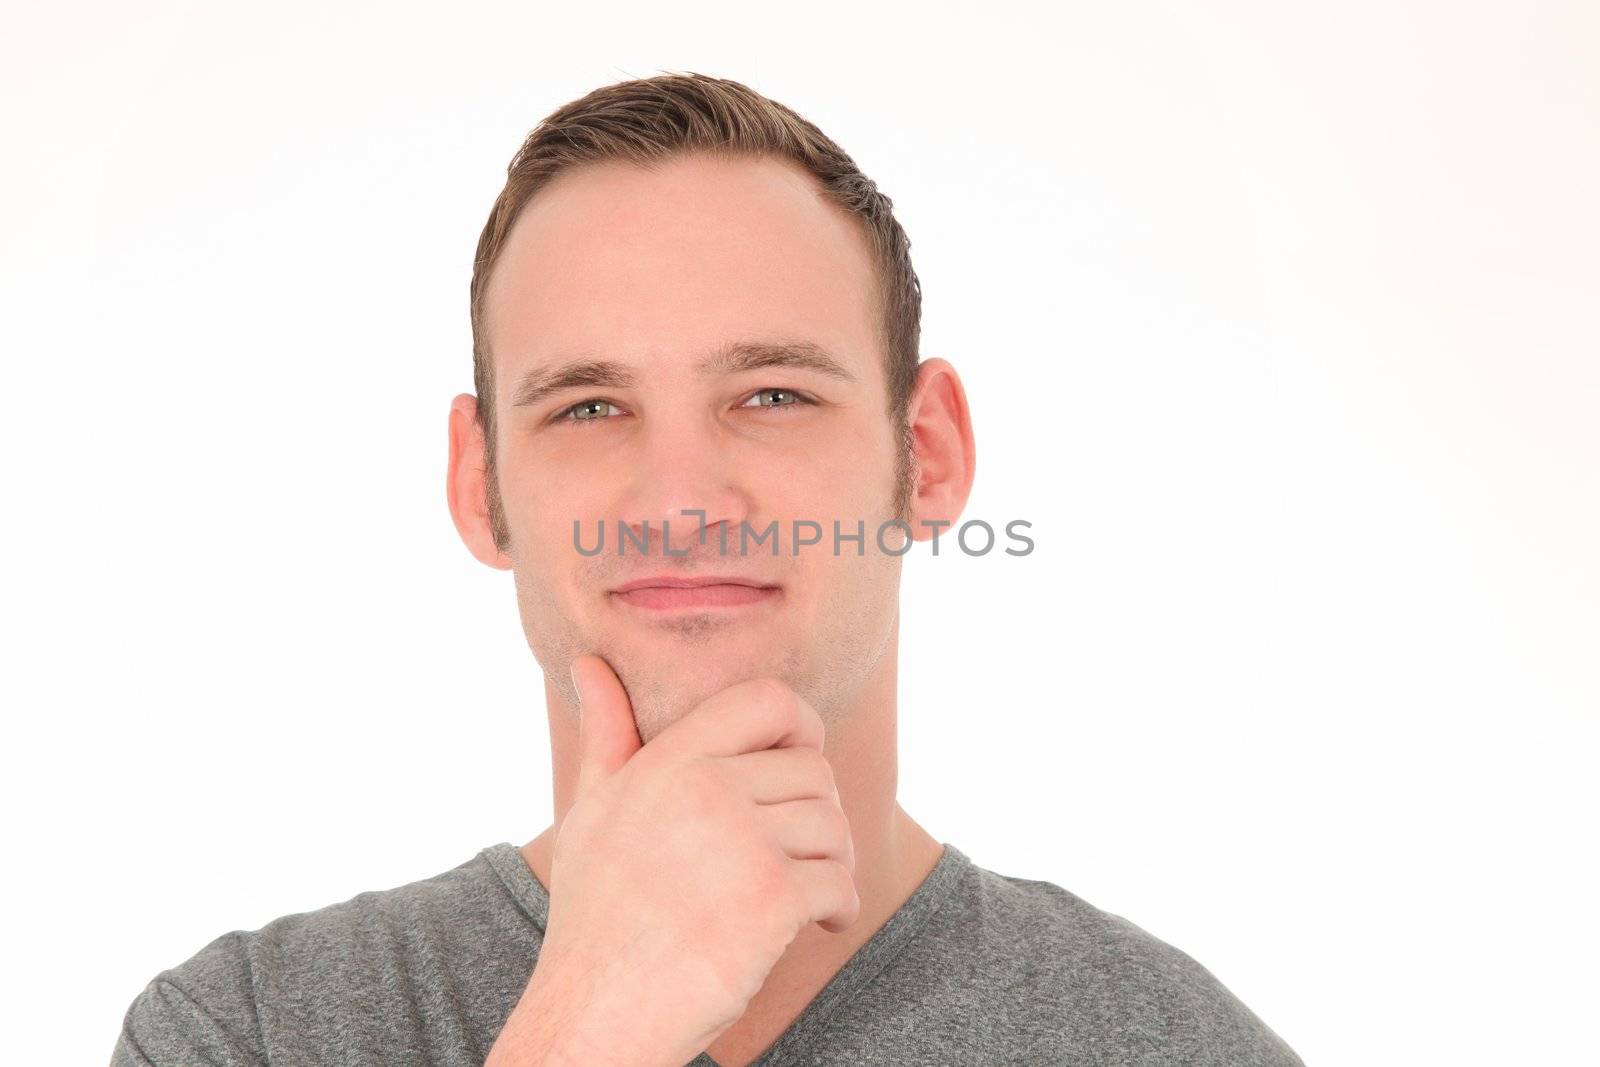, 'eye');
739,388,814,410
557,398,626,424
